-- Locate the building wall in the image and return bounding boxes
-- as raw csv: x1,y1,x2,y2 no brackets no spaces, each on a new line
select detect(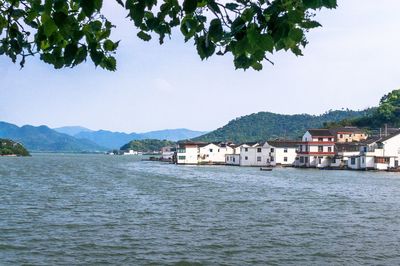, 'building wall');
225,154,240,165
382,134,400,164
239,146,268,166
199,143,226,163
177,146,199,164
